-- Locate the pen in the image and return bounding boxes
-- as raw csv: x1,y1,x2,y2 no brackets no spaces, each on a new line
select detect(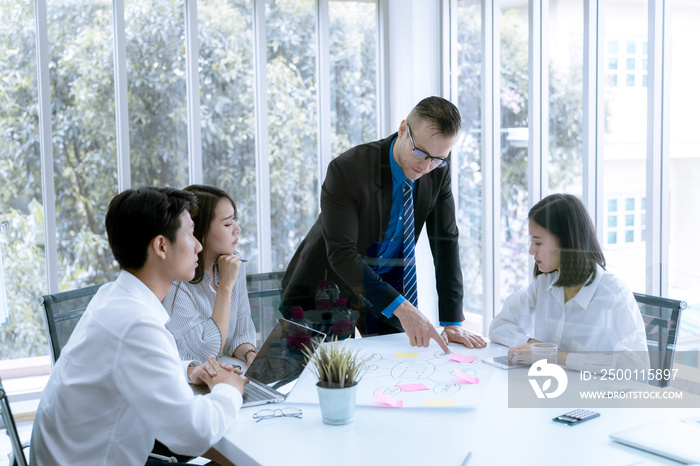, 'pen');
460,452,471,465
